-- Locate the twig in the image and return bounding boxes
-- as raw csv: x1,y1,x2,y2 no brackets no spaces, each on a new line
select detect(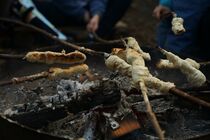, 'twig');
170,87,210,109
35,45,60,51
0,18,105,57
155,46,209,66
0,53,24,59
0,71,49,86
0,64,88,86
200,61,210,66
181,85,210,92
139,82,165,140
35,42,124,52
92,32,127,44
